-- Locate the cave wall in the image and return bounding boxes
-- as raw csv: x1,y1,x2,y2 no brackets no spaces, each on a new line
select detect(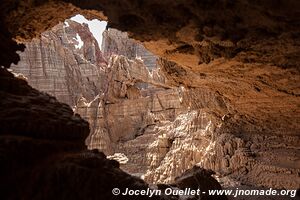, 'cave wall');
3,0,297,138
0,0,299,192
11,22,185,178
